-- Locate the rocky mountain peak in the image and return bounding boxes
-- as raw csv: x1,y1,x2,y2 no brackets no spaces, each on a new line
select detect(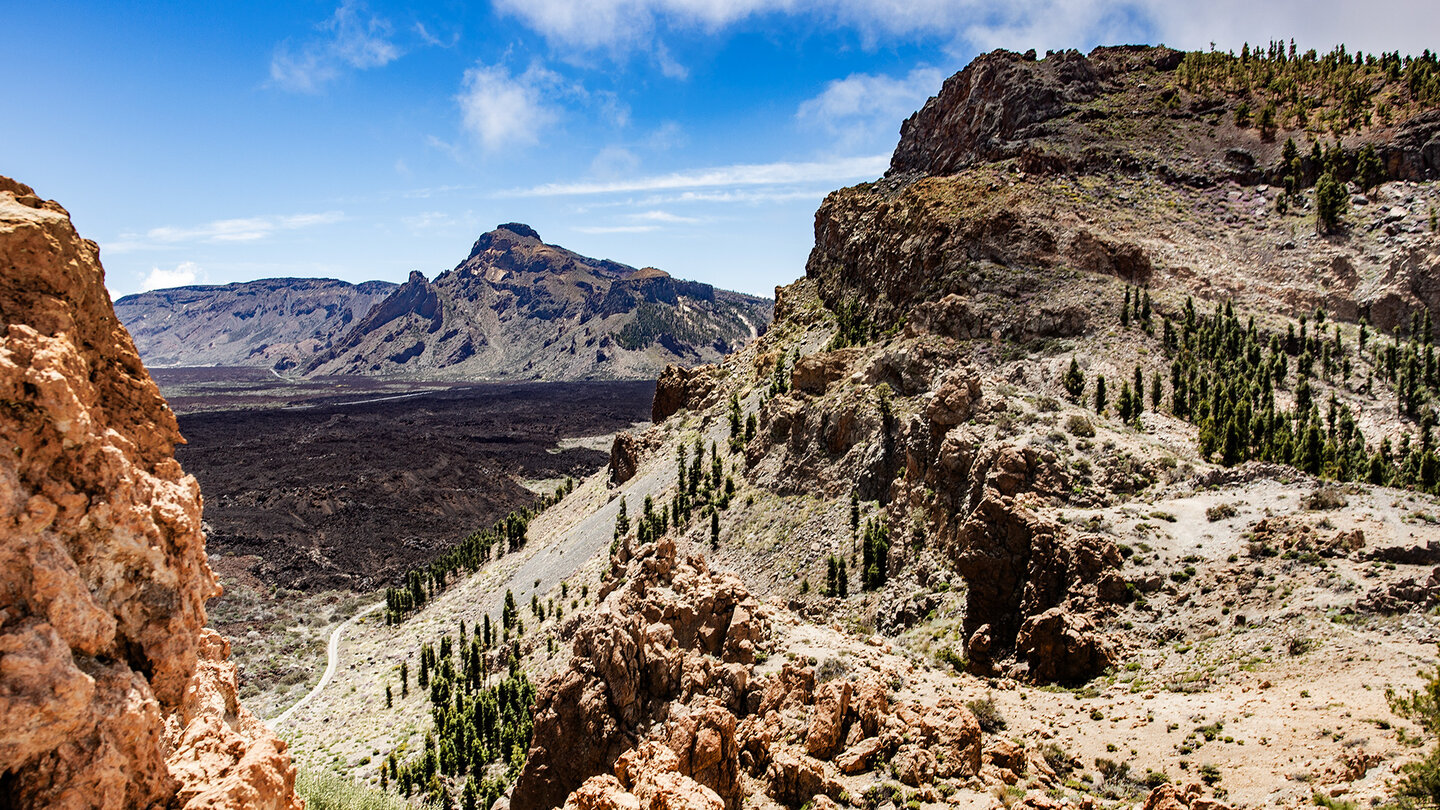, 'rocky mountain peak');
498,221,541,240
465,222,547,262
